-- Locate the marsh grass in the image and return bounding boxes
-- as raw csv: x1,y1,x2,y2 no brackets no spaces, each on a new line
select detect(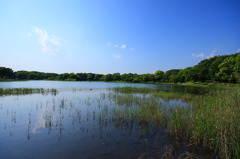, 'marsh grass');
111,93,179,130
2,86,239,158
112,87,240,158
188,89,240,158
153,91,193,102
0,88,58,96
